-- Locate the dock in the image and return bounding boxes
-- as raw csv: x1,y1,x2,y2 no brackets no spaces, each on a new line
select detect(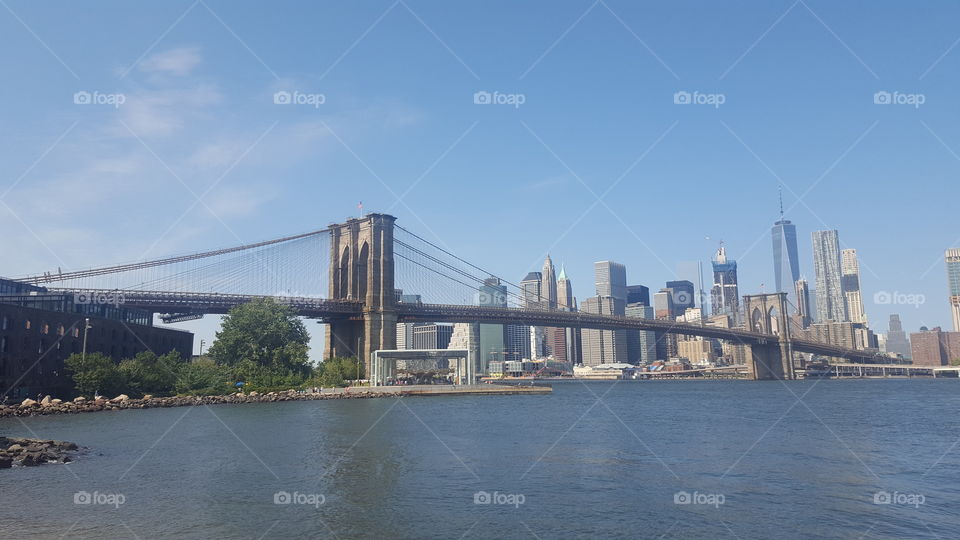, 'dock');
353,384,552,396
